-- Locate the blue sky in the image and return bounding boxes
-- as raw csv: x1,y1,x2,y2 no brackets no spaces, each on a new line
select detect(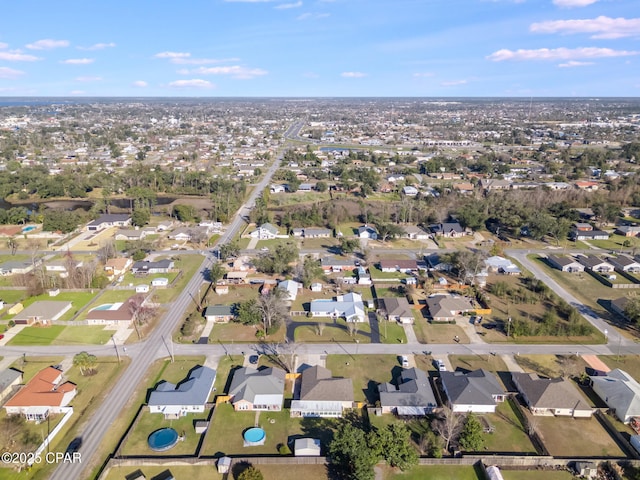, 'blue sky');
0,0,638,96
